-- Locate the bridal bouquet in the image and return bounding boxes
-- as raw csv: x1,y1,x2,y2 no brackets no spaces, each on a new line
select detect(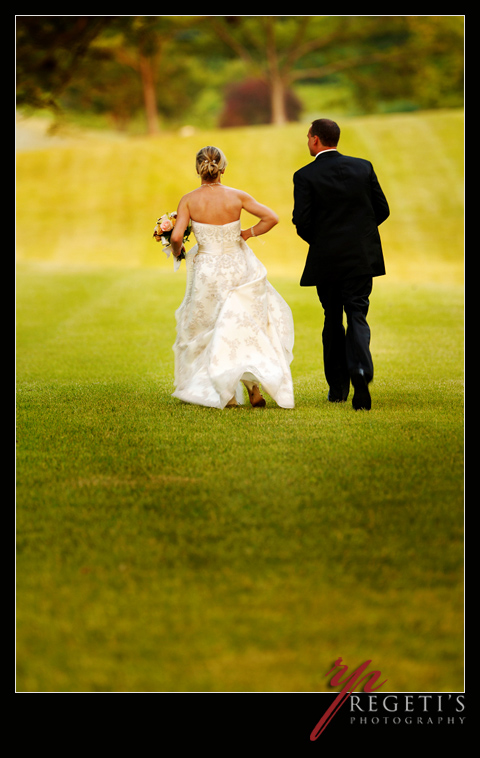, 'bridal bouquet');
153,212,192,271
